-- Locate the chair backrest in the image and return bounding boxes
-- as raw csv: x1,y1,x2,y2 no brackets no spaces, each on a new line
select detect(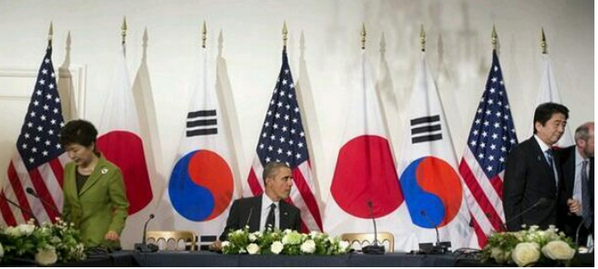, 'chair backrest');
146,230,197,251
340,232,394,253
